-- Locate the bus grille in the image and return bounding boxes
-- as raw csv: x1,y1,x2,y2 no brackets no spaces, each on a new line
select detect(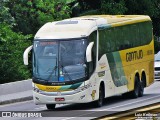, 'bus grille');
155,67,160,71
